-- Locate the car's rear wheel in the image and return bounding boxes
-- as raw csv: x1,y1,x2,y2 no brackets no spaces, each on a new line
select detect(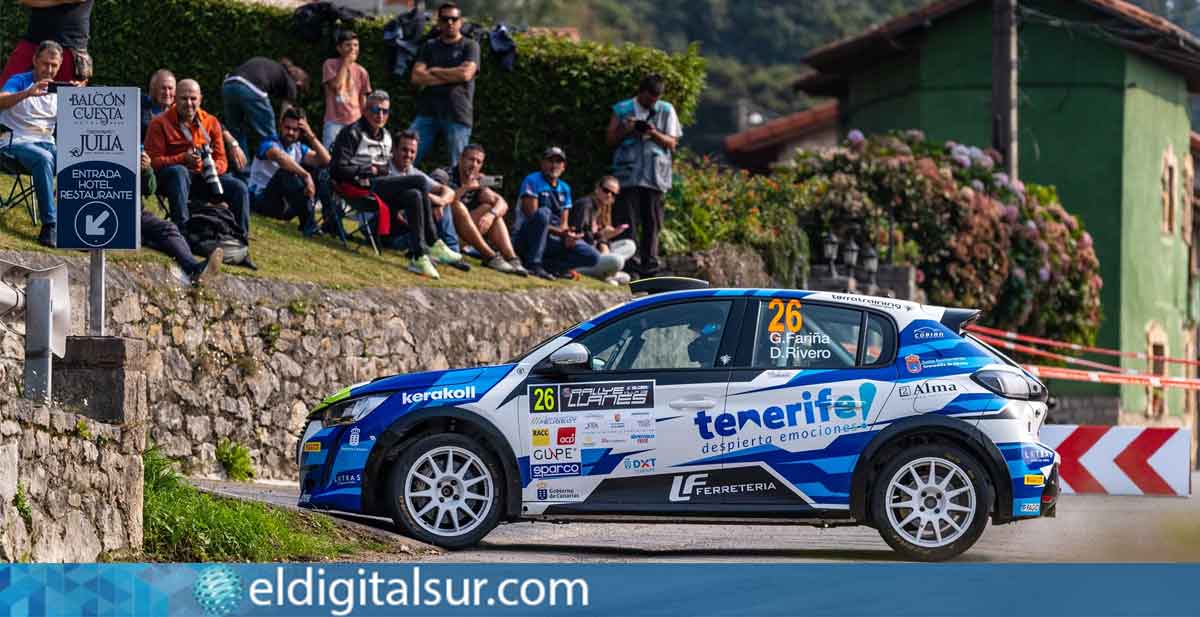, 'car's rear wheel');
386,433,503,549
871,443,991,561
